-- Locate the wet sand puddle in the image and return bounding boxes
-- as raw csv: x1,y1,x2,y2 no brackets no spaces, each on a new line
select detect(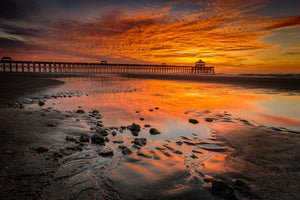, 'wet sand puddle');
20,75,300,199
